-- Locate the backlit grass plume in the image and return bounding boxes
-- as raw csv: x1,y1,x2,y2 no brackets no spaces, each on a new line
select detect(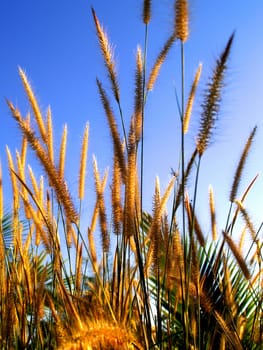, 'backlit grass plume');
174,0,189,42
230,126,257,202
197,33,234,155
92,7,120,104
147,33,176,91
7,100,78,223
142,0,151,24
